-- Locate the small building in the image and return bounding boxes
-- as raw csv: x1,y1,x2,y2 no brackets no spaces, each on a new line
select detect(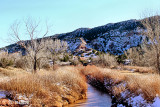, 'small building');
76,38,87,52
